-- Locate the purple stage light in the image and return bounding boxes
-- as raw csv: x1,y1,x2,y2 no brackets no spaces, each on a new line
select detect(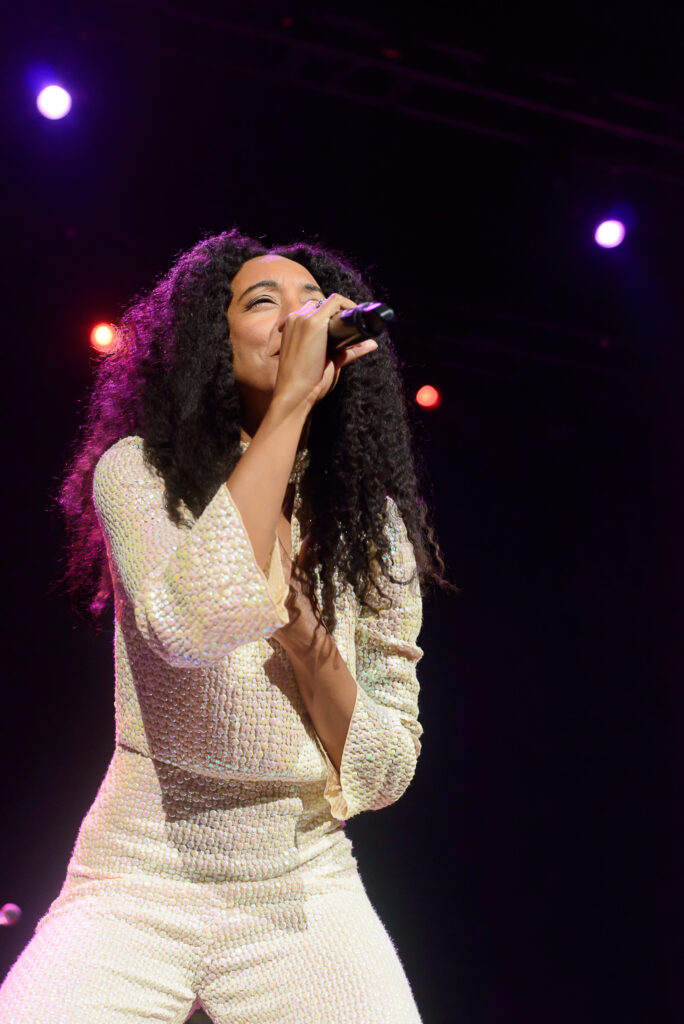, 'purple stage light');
0,903,22,926
594,220,626,248
36,85,72,120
